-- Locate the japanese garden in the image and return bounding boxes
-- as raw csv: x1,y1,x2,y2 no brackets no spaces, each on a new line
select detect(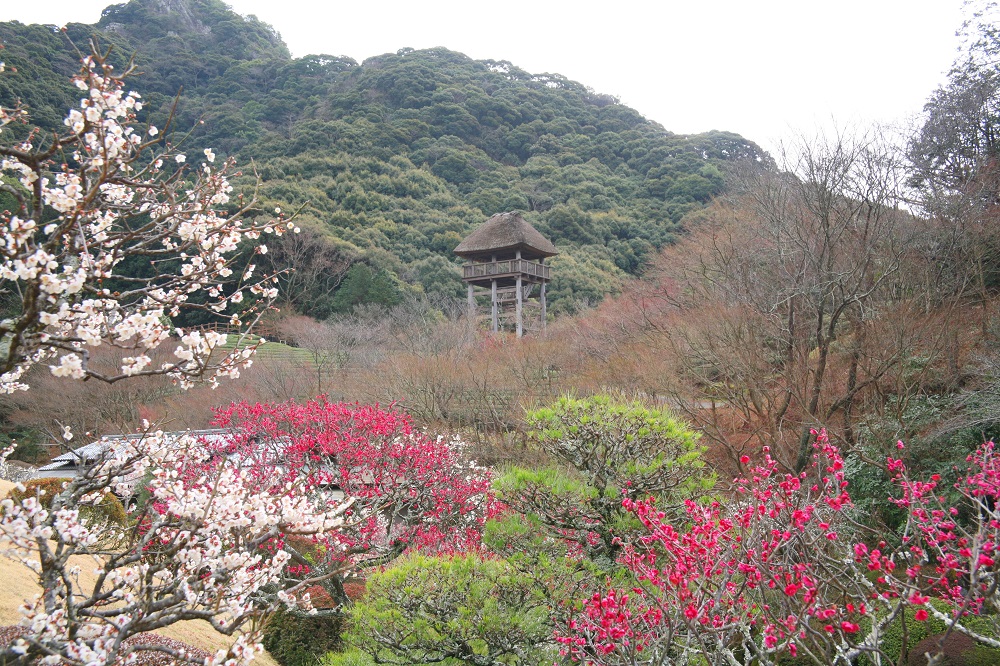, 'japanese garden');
3,1,1000,664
